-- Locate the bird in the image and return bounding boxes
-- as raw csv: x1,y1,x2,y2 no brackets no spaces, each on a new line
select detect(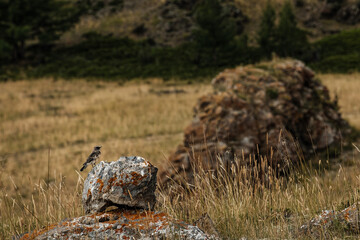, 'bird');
80,146,102,171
